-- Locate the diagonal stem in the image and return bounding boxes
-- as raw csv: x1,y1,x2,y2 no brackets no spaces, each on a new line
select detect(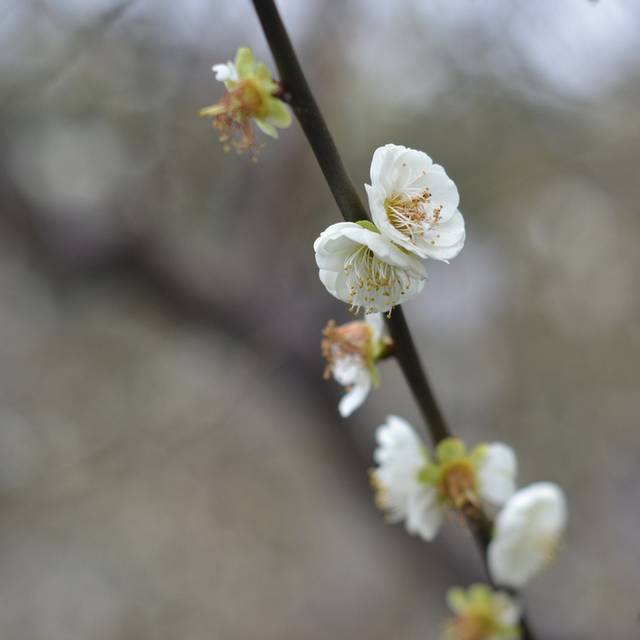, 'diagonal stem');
250,1,537,638
384,310,450,443
250,0,451,448
251,0,366,224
